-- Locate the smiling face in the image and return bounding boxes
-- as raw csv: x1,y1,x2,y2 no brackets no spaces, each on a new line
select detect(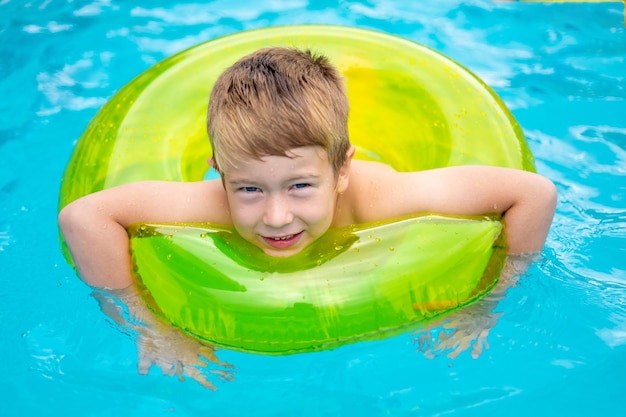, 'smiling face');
219,146,350,257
